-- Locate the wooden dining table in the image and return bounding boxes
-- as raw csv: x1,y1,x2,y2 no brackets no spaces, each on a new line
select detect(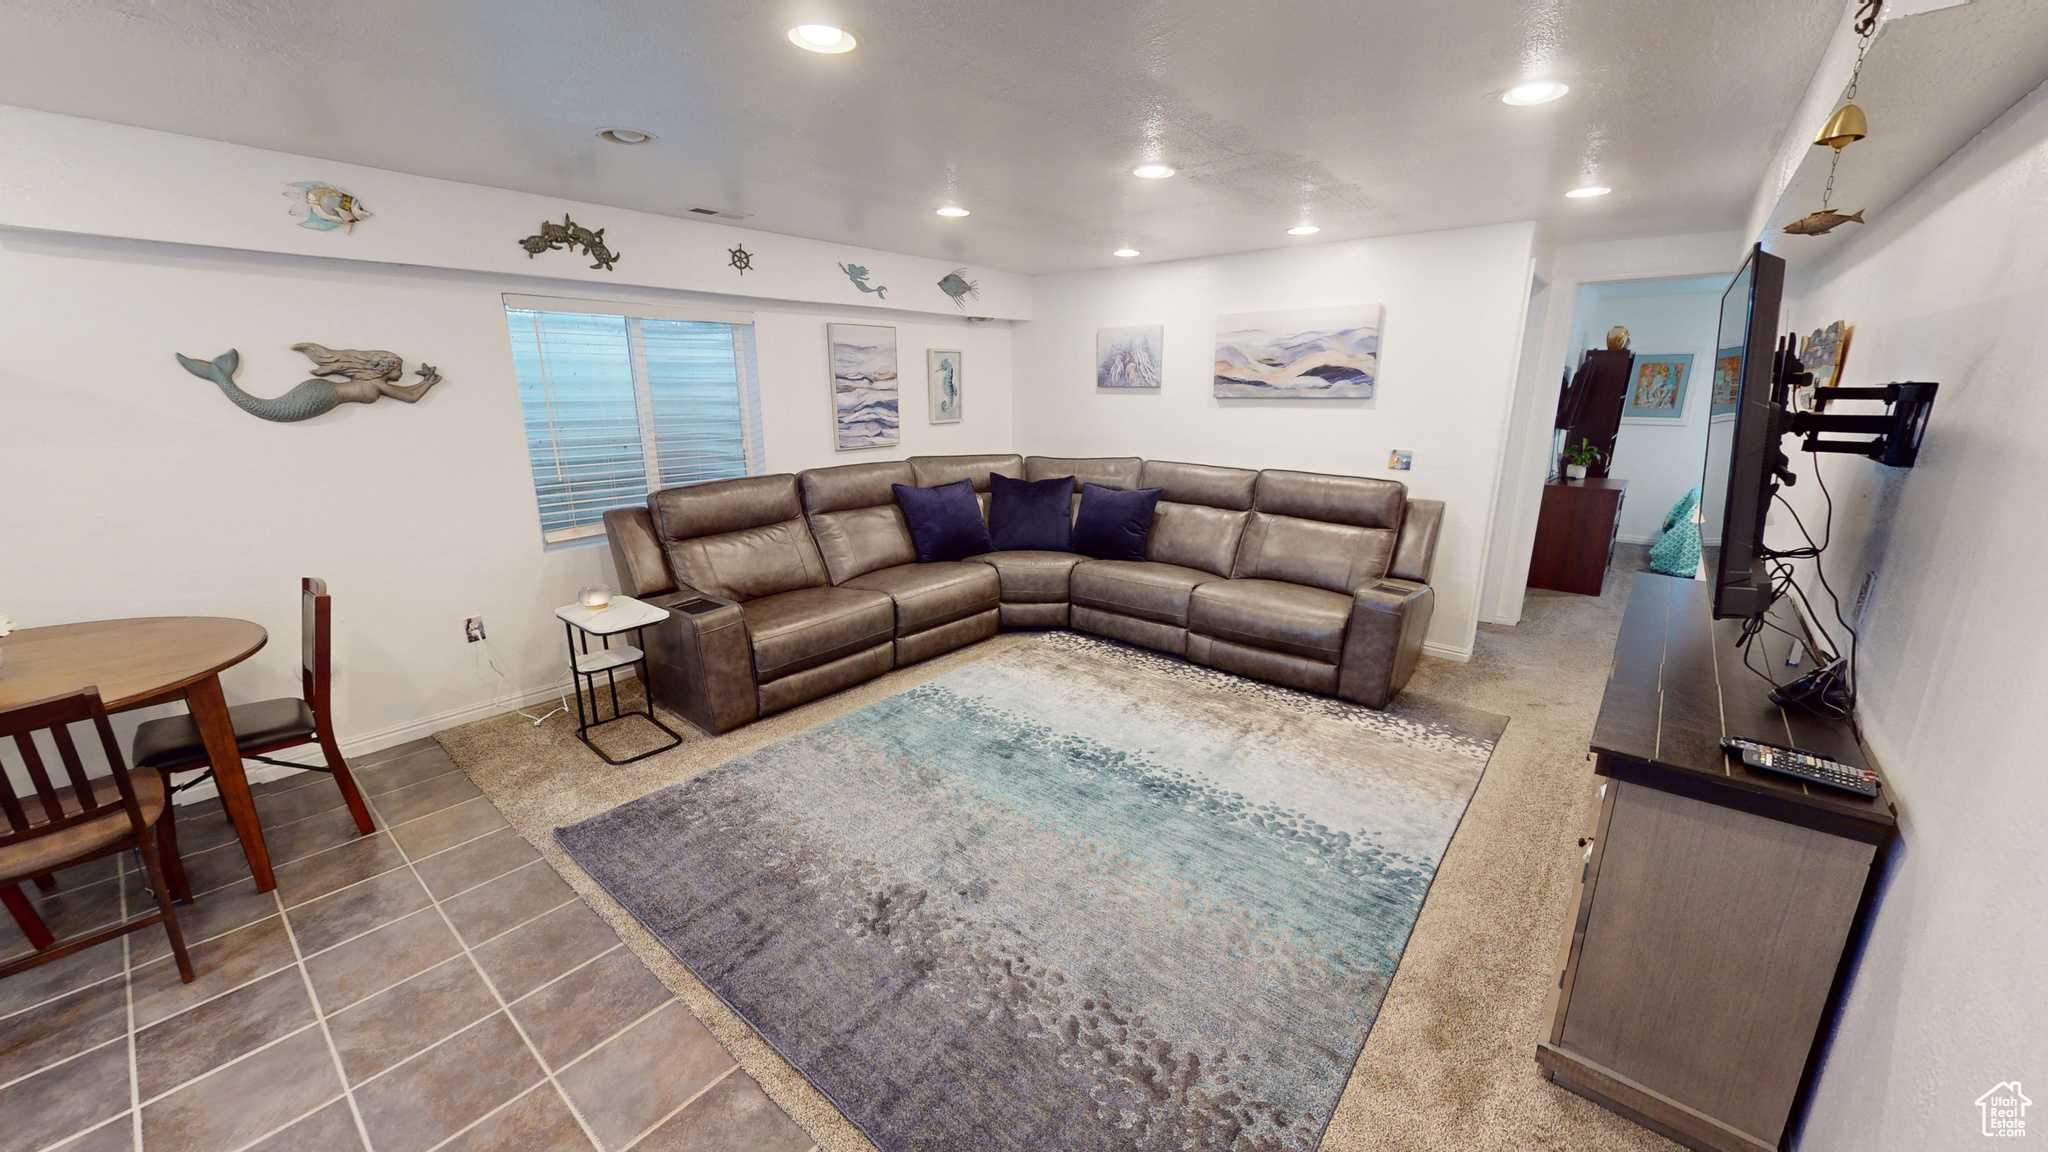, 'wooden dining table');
0,617,278,891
